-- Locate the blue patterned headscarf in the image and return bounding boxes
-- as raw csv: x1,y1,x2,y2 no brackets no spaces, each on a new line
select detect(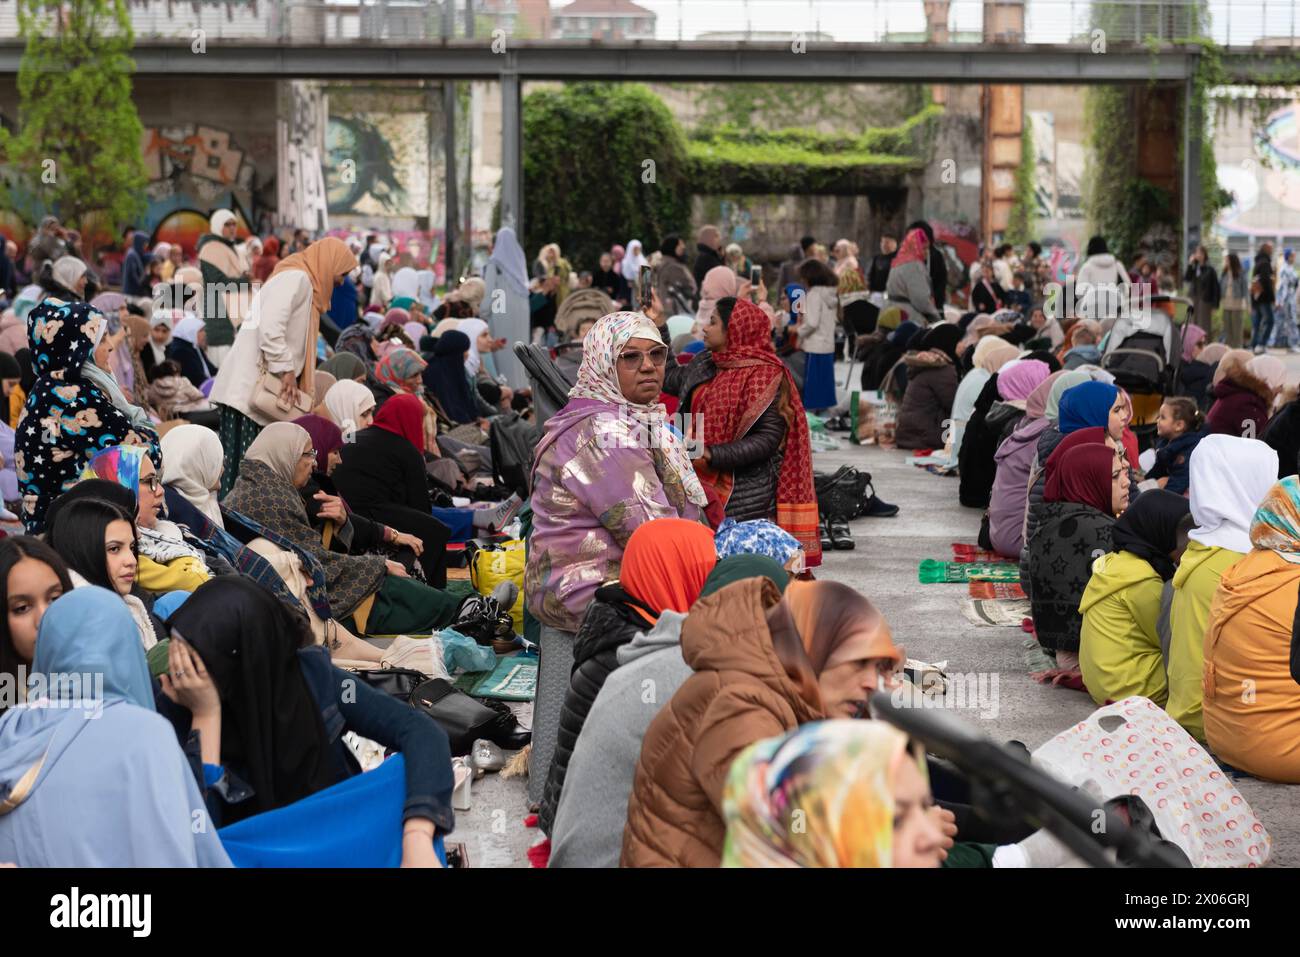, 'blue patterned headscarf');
715,517,802,565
